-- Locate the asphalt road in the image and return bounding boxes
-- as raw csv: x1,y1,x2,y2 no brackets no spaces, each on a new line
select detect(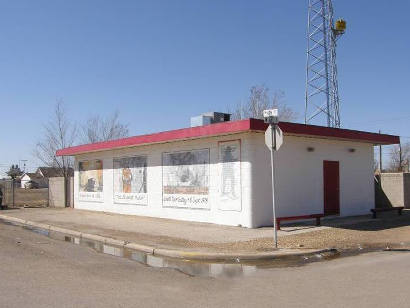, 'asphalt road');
0,222,409,308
